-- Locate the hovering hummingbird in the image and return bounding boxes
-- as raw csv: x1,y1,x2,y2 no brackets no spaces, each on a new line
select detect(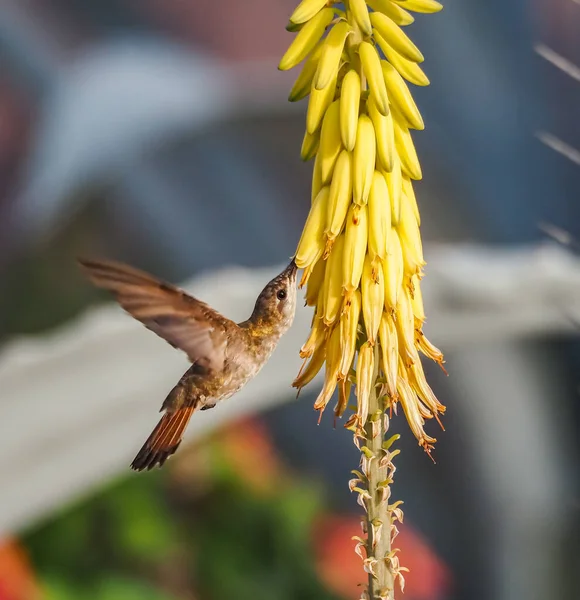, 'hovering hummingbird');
78,258,298,471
